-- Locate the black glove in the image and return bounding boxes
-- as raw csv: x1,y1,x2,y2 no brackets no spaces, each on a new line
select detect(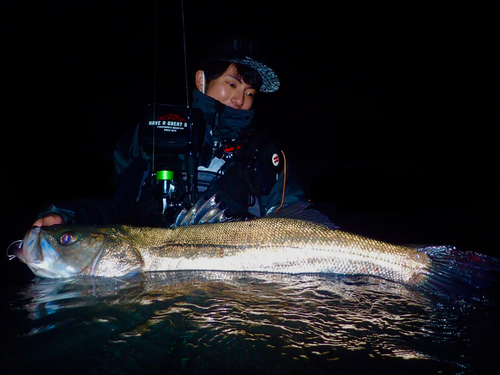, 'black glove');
204,163,252,219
